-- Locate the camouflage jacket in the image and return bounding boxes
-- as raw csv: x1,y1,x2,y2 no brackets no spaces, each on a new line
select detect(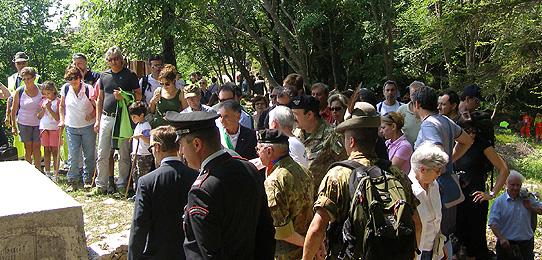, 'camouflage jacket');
293,119,347,193
265,155,315,260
